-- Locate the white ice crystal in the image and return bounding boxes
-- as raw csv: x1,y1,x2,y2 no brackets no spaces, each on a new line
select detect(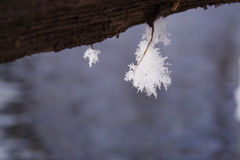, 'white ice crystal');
83,47,101,67
124,17,171,98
